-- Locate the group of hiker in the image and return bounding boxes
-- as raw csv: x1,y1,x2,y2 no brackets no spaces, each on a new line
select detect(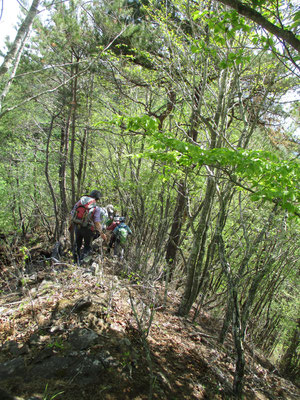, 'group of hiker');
70,190,132,264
